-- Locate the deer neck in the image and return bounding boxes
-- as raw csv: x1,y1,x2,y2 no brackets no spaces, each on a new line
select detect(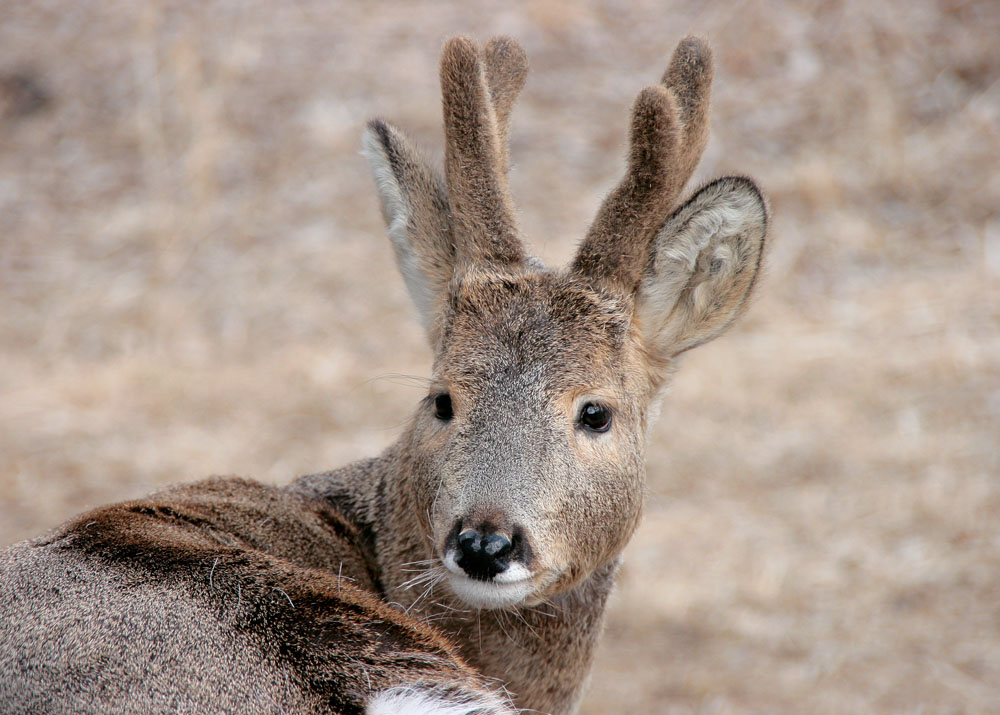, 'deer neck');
293,436,620,714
